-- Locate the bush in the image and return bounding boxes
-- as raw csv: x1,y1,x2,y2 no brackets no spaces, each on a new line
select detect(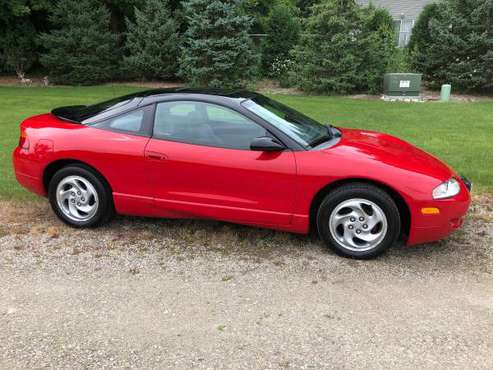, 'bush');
39,0,118,85
411,0,493,91
123,0,180,80
386,48,414,73
262,4,300,72
291,0,395,94
361,7,396,92
179,0,259,88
